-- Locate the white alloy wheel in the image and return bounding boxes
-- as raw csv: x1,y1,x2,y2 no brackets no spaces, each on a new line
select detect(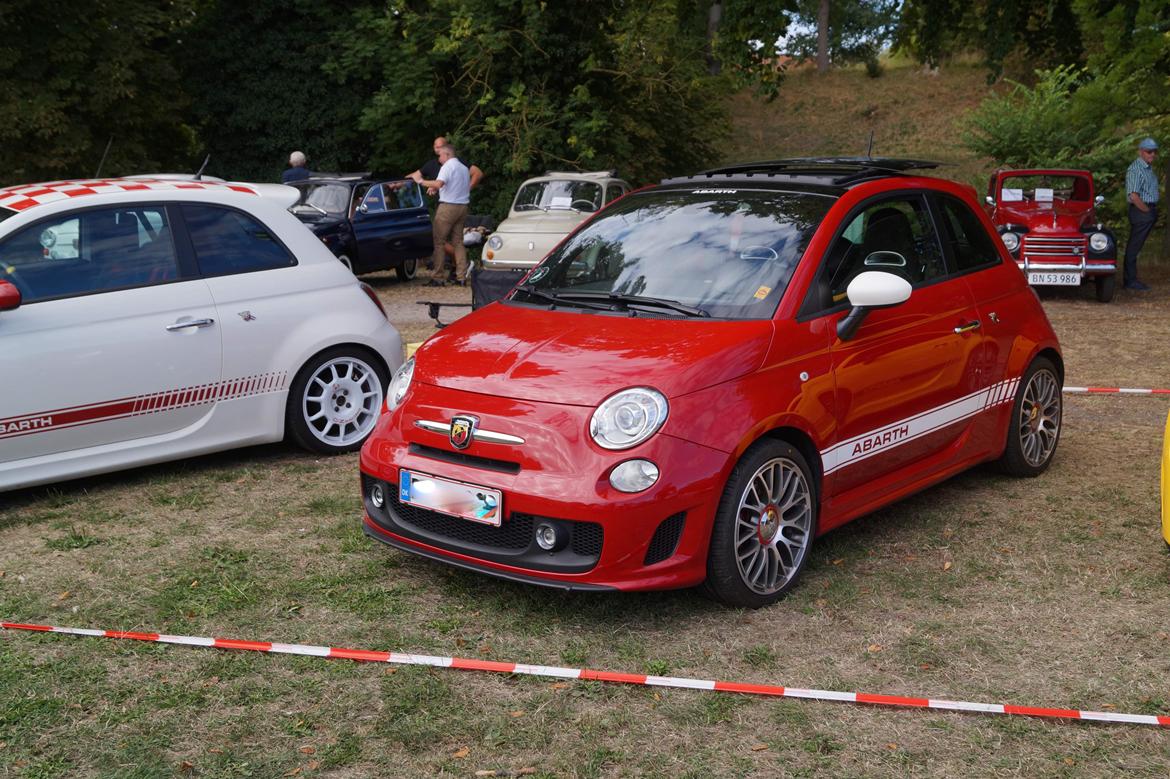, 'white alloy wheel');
298,354,383,451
